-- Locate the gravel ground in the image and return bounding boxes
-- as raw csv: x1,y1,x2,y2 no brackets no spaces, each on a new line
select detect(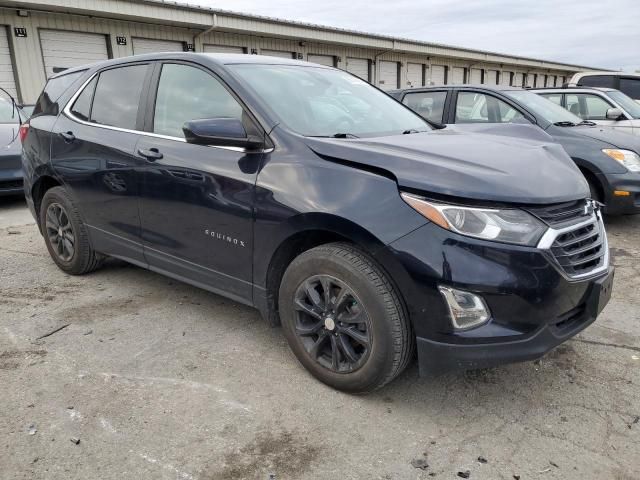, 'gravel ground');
1,198,639,480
